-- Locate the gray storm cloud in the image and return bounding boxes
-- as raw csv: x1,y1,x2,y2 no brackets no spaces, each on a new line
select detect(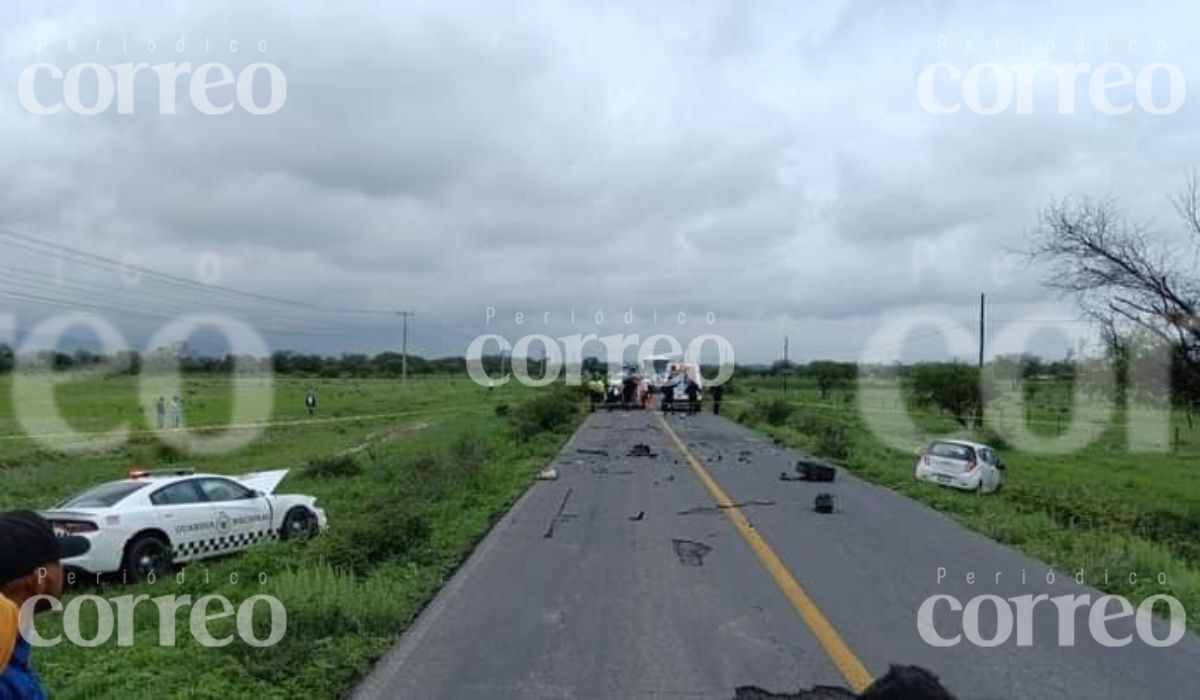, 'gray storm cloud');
1,0,1197,361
